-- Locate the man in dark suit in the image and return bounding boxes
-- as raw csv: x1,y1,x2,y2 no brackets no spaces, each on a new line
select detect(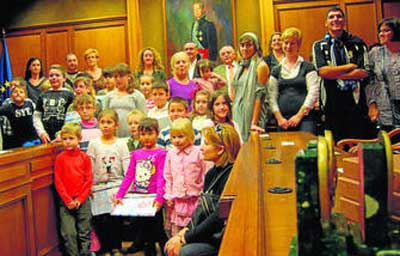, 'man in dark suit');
191,1,218,61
